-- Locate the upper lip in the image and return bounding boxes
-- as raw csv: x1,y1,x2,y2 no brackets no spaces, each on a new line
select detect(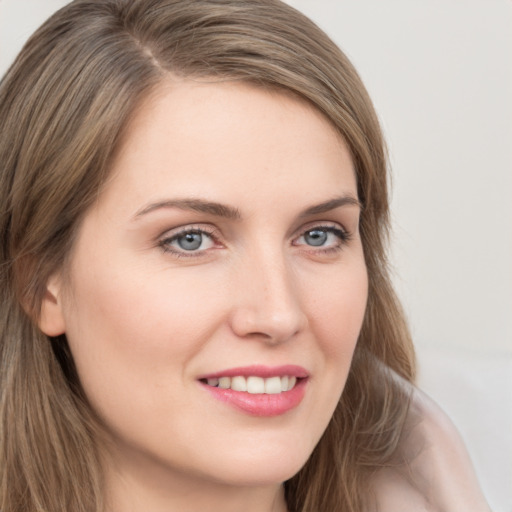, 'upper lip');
198,364,309,380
